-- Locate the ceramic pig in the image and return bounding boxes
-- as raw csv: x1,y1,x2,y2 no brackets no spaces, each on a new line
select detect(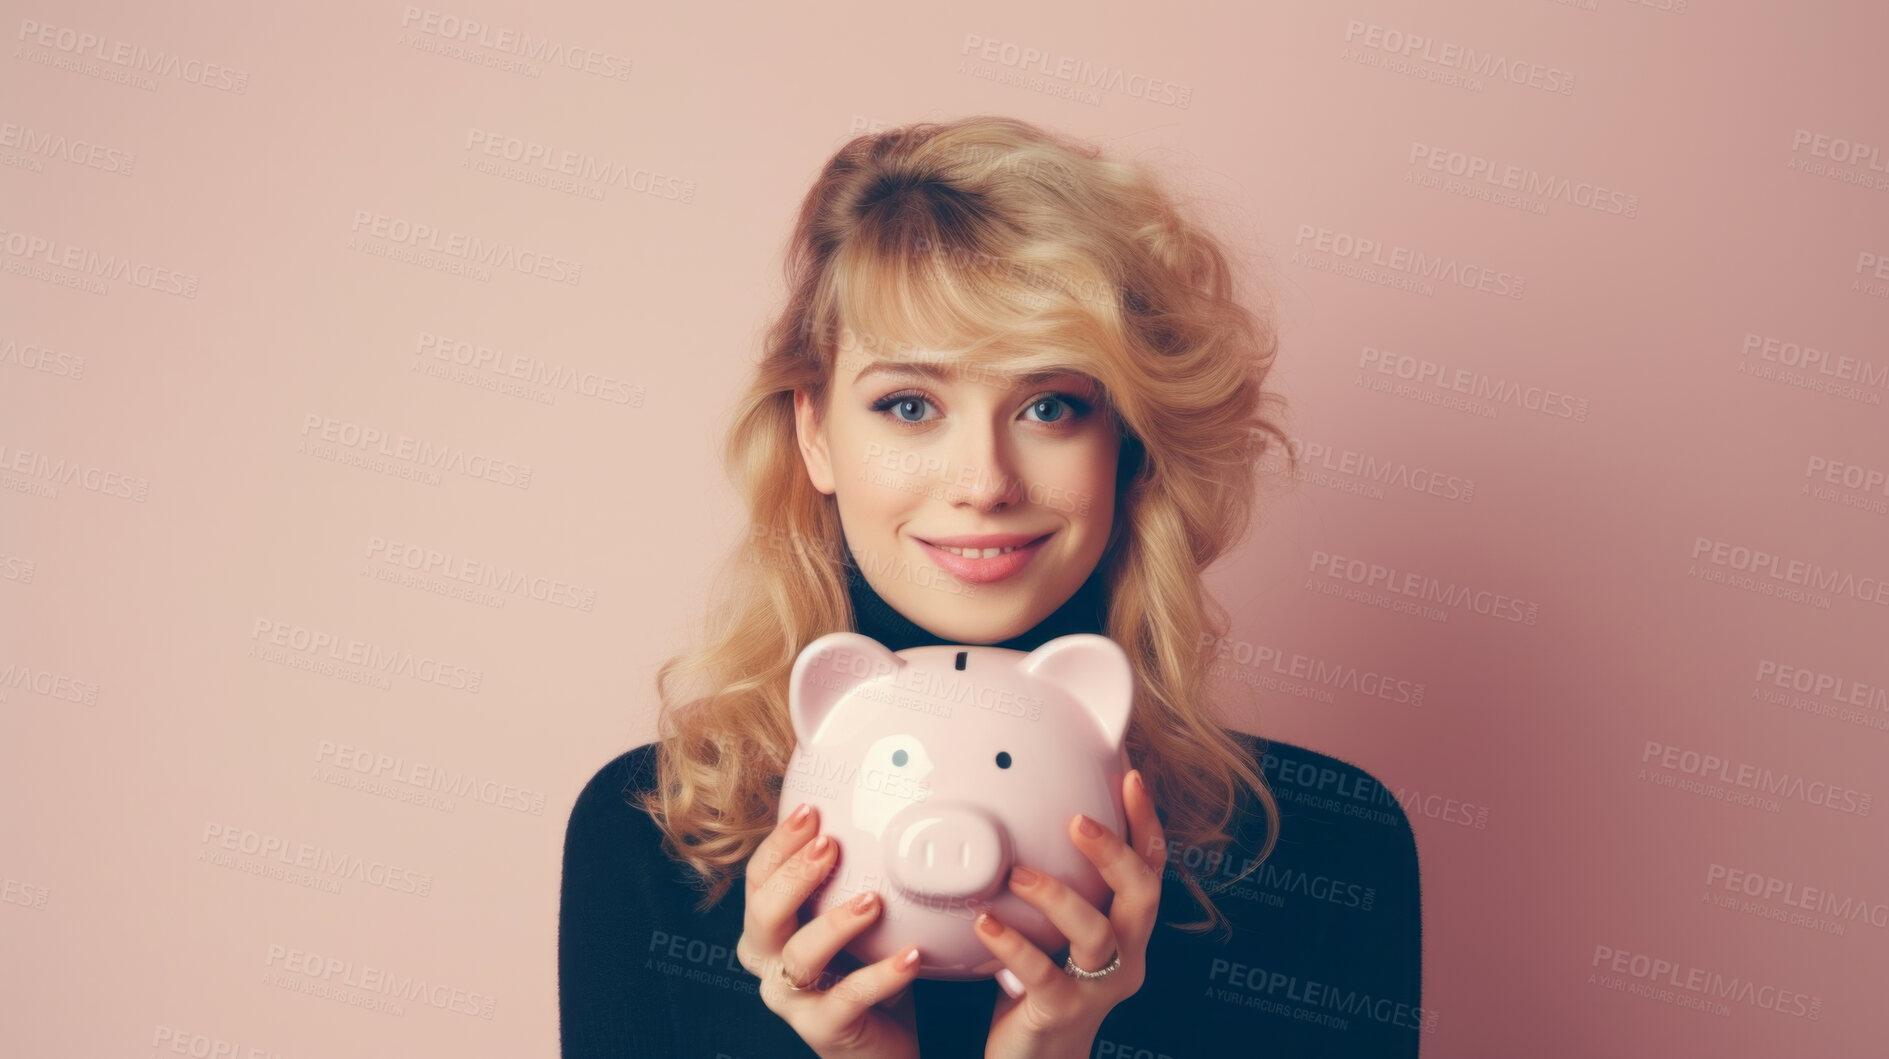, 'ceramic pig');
777,630,1133,981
